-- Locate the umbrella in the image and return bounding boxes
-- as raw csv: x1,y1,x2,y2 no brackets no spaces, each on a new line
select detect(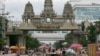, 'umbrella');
70,43,82,48
39,45,48,49
66,48,76,54
77,47,83,50
10,46,18,50
19,46,26,50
